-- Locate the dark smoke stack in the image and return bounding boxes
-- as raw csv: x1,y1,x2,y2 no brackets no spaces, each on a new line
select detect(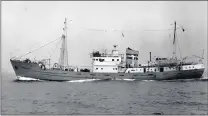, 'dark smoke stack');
150,52,151,62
